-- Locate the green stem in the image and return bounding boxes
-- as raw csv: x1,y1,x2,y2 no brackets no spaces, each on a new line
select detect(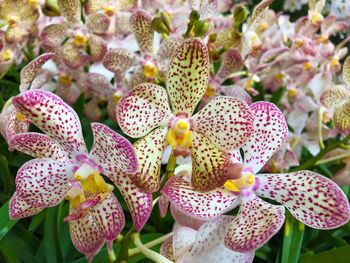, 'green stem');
318,107,325,150
289,133,350,172
128,232,173,257
116,227,135,263
315,151,350,165
166,153,177,177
